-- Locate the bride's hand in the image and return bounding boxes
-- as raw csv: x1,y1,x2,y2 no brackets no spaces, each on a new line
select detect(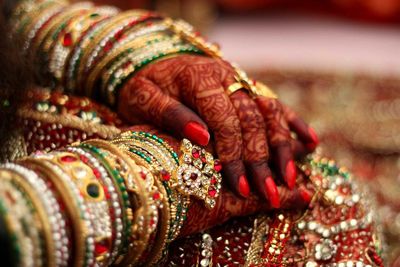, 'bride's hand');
119,55,318,208
126,125,314,235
